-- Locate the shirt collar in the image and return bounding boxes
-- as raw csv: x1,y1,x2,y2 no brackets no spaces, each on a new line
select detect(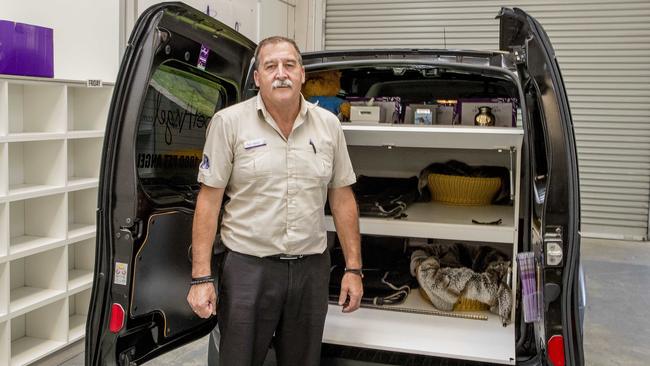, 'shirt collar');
256,93,309,124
